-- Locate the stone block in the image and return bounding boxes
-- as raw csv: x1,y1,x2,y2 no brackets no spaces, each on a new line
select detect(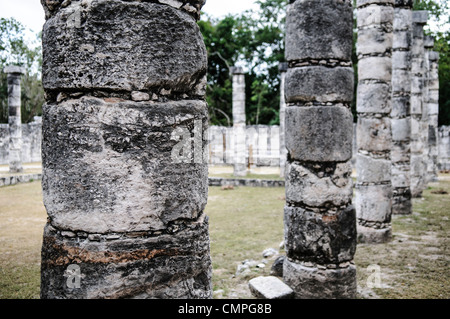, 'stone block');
355,184,392,223
284,205,357,264
248,276,294,299
357,82,392,114
412,10,428,24
40,219,212,299
410,95,423,115
42,0,207,93
357,224,392,243
392,51,411,71
393,30,412,50
392,69,411,94
357,5,394,28
42,97,209,234
393,7,412,31
356,154,391,183
392,165,411,188
411,77,424,94
286,0,353,61
356,117,392,152
357,0,395,7
285,66,354,103
391,141,410,163
357,28,393,56
286,161,353,207
283,258,357,299
285,105,353,162
358,56,392,82
391,95,410,118
391,118,411,141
